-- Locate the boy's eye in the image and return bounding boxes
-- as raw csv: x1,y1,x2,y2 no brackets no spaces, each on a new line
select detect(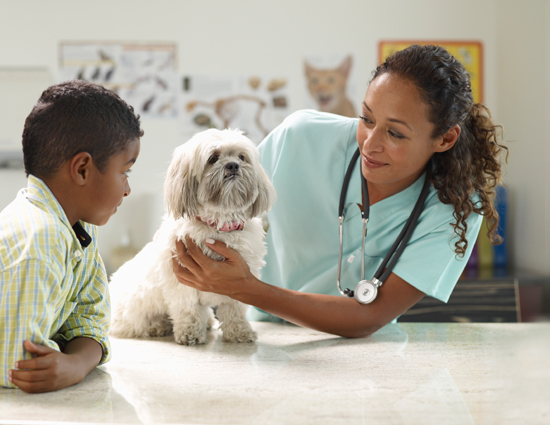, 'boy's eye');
124,169,132,177
208,155,219,164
